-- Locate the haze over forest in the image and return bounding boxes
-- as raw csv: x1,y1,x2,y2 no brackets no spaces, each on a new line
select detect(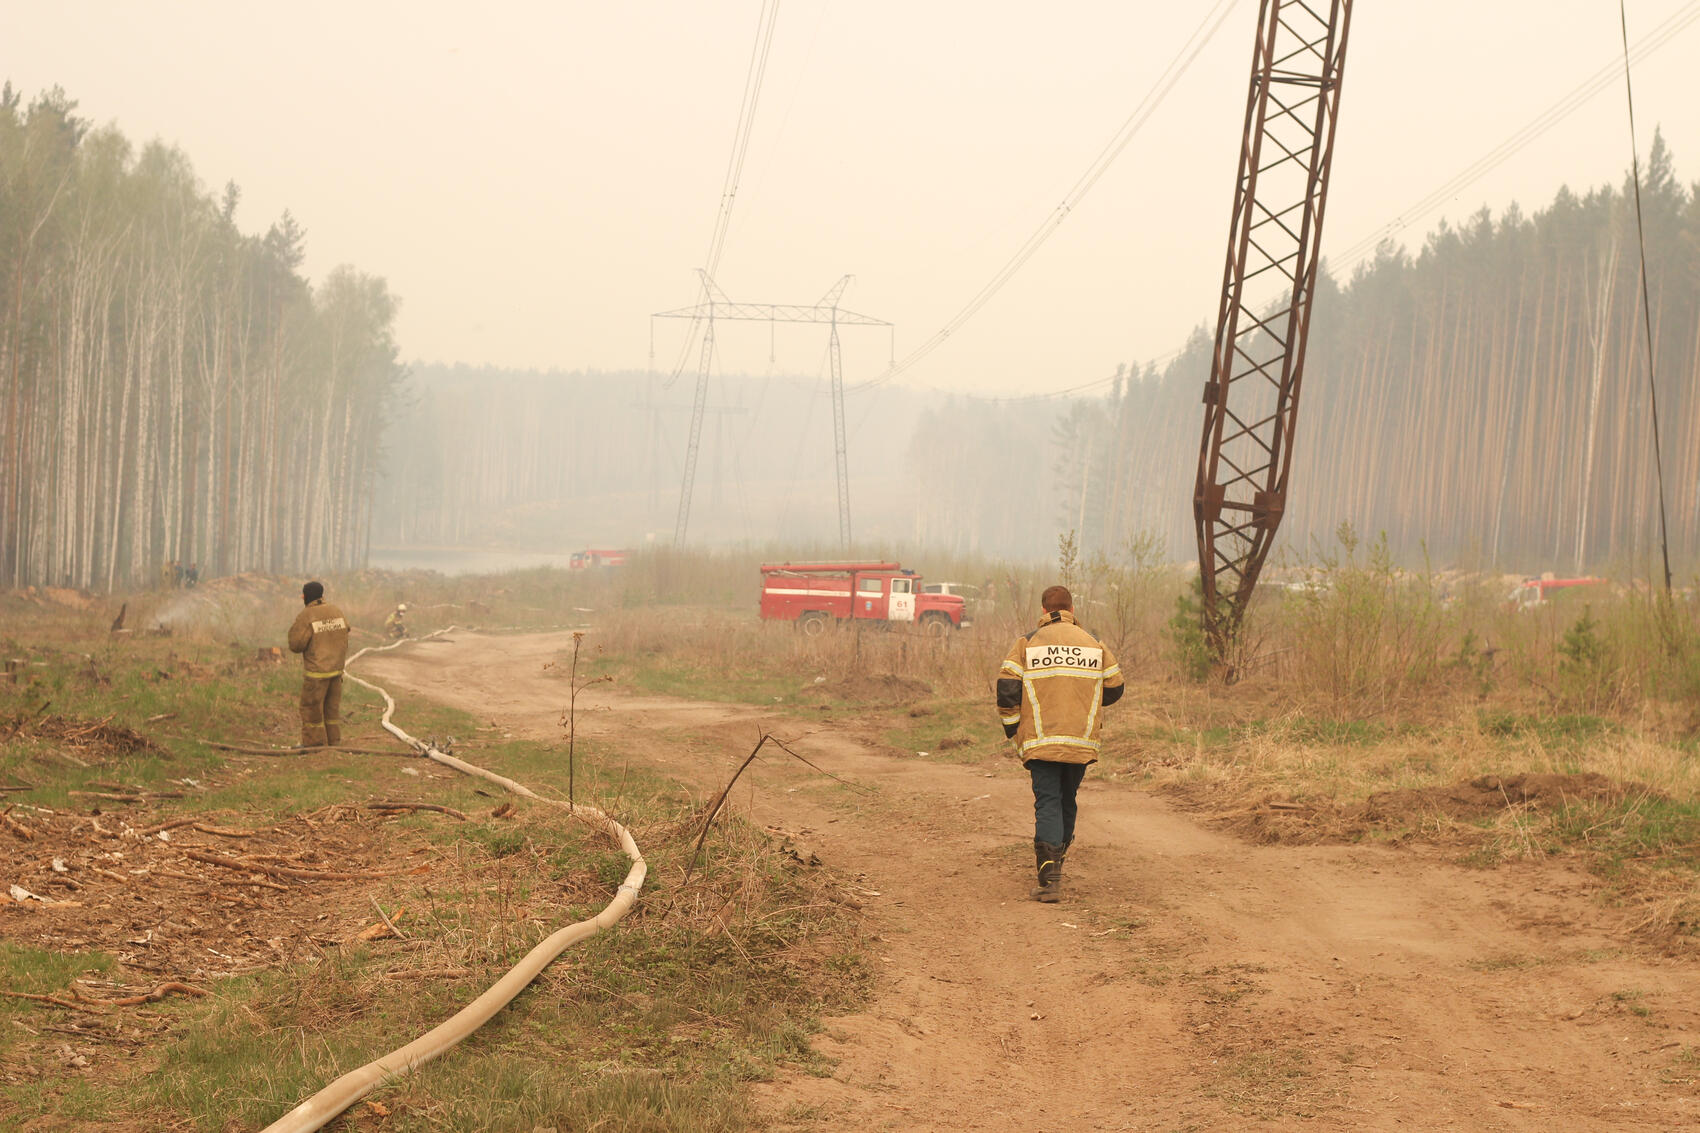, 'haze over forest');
380,135,1700,577
2,1,1699,587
